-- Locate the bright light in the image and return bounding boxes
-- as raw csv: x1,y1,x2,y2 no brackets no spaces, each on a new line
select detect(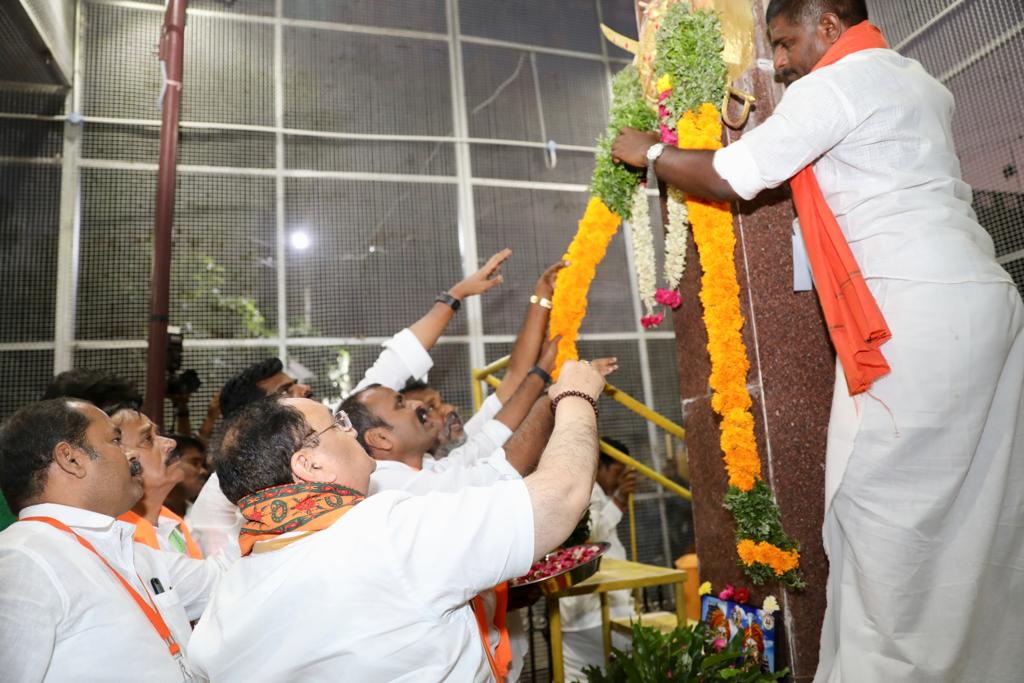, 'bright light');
290,230,311,251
